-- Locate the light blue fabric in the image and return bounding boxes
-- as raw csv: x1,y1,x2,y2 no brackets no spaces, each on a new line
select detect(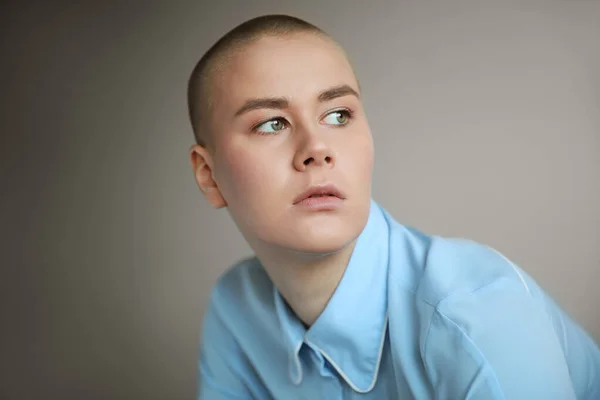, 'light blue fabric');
199,200,600,399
